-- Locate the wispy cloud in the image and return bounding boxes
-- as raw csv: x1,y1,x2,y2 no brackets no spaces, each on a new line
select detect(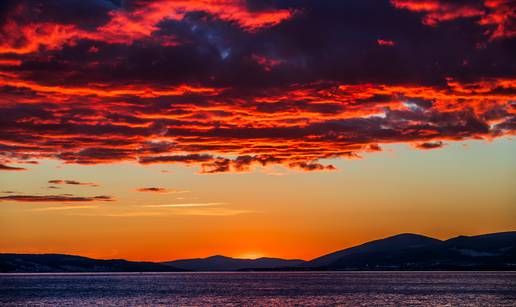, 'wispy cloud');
0,164,26,171
147,202,251,216
135,187,189,194
148,202,224,208
66,211,167,217
60,202,250,217
48,180,99,187
0,194,114,203
30,205,100,212
172,208,252,216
